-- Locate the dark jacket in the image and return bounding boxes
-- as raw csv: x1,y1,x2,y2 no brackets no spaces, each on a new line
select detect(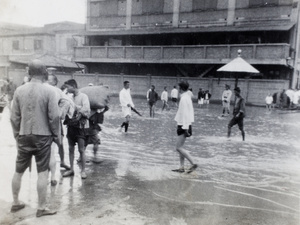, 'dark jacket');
148,90,159,103
198,91,205,99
